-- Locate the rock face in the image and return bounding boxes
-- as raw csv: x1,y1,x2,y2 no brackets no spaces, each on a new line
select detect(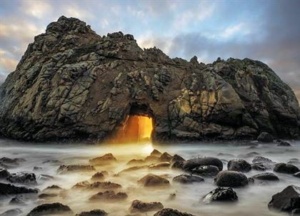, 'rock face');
268,185,300,213
0,16,299,142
